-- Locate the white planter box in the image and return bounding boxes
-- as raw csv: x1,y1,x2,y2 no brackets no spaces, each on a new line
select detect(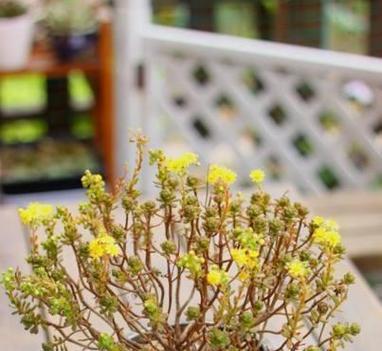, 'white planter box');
0,14,34,70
